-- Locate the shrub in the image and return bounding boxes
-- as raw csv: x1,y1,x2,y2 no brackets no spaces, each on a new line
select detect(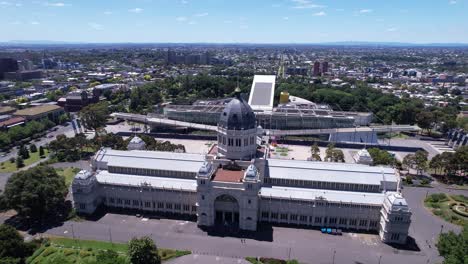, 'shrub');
406,176,413,184
426,193,448,203
79,250,92,258
434,209,443,216
421,179,430,185
451,195,468,204
42,247,57,257
27,246,46,262
63,248,75,256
